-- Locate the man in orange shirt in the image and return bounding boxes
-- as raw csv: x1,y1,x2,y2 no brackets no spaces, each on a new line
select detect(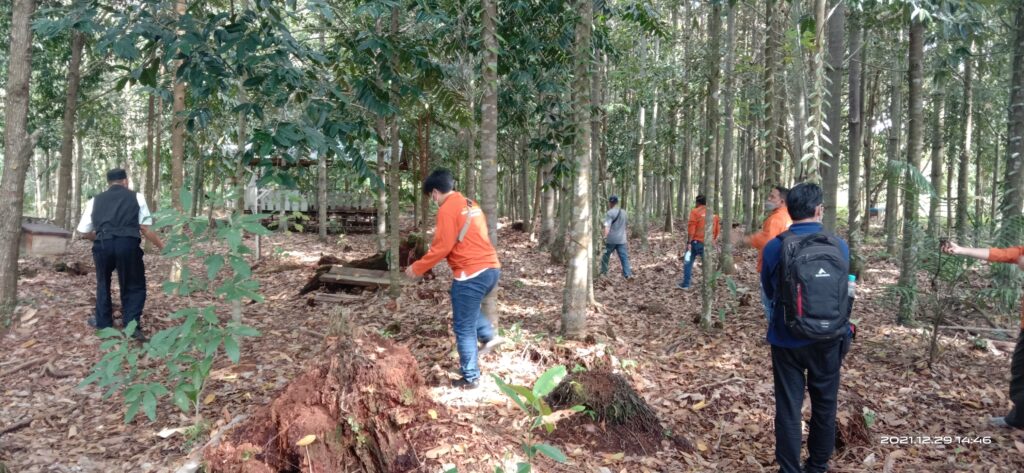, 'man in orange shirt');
406,169,502,389
678,195,720,289
942,240,1024,429
745,186,792,321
